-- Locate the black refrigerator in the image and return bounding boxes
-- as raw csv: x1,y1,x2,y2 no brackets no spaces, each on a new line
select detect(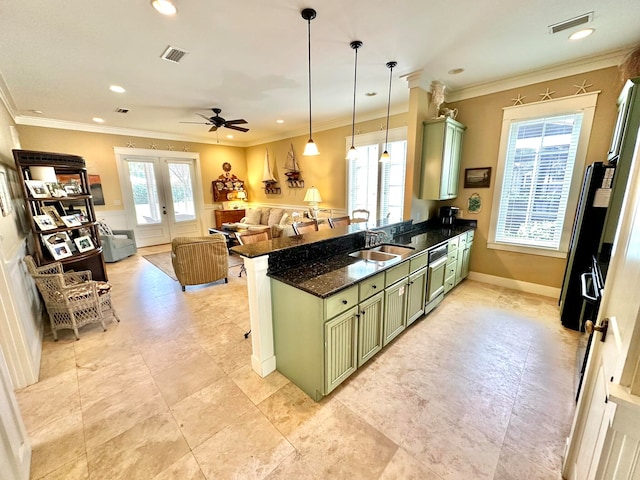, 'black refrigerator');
559,162,614,331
